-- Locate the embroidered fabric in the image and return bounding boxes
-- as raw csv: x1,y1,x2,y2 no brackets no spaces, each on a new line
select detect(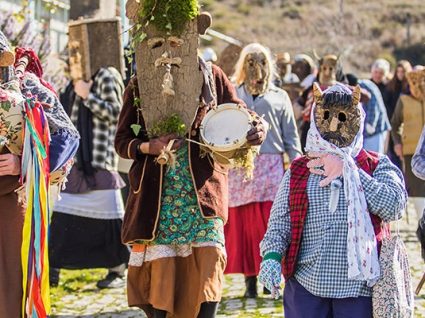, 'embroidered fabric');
128,242,225,267
20,72,79,138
